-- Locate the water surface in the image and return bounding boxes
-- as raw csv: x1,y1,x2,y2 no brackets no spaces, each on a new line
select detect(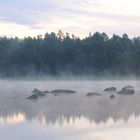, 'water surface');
0,80,140,140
